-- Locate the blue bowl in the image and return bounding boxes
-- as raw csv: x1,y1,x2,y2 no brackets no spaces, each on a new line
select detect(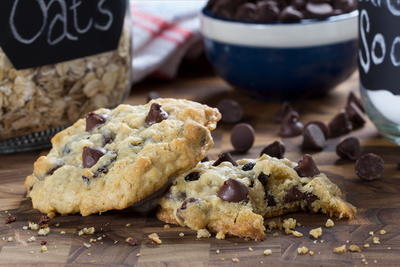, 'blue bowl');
201,9,358,100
